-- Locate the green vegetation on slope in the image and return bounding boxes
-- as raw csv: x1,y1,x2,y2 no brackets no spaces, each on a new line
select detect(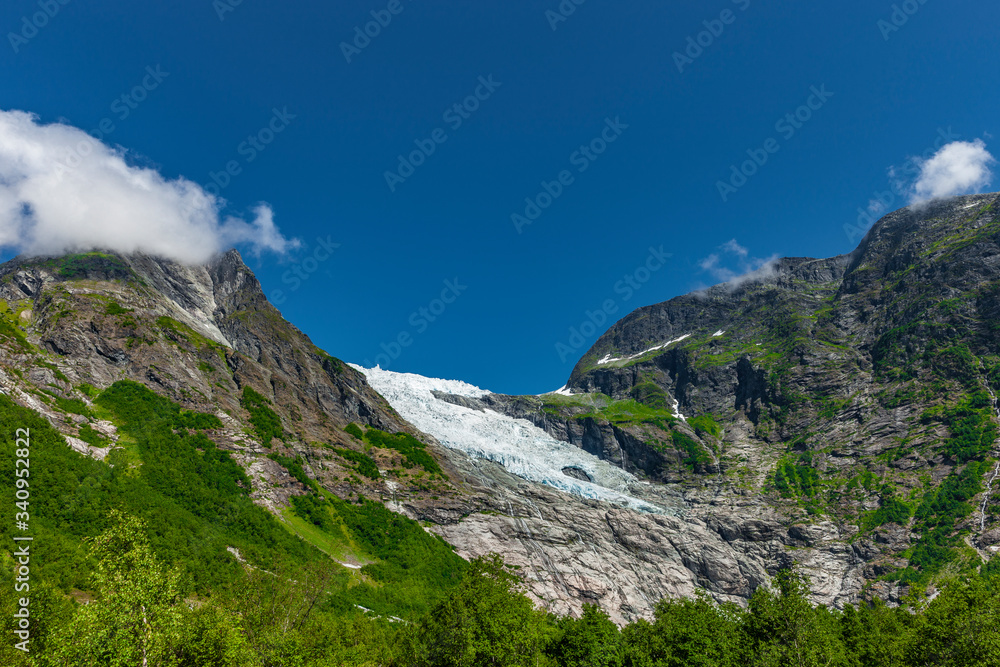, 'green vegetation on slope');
0,384,317,595
921,390,998,463
268,452,318,490
894,462,989,584
688,414,722,439
4,514,1000,667
39,252,134,281
672,431,711,470
863,492,913,531
240,386,284,446
332,447,380,480
360,427,443,476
